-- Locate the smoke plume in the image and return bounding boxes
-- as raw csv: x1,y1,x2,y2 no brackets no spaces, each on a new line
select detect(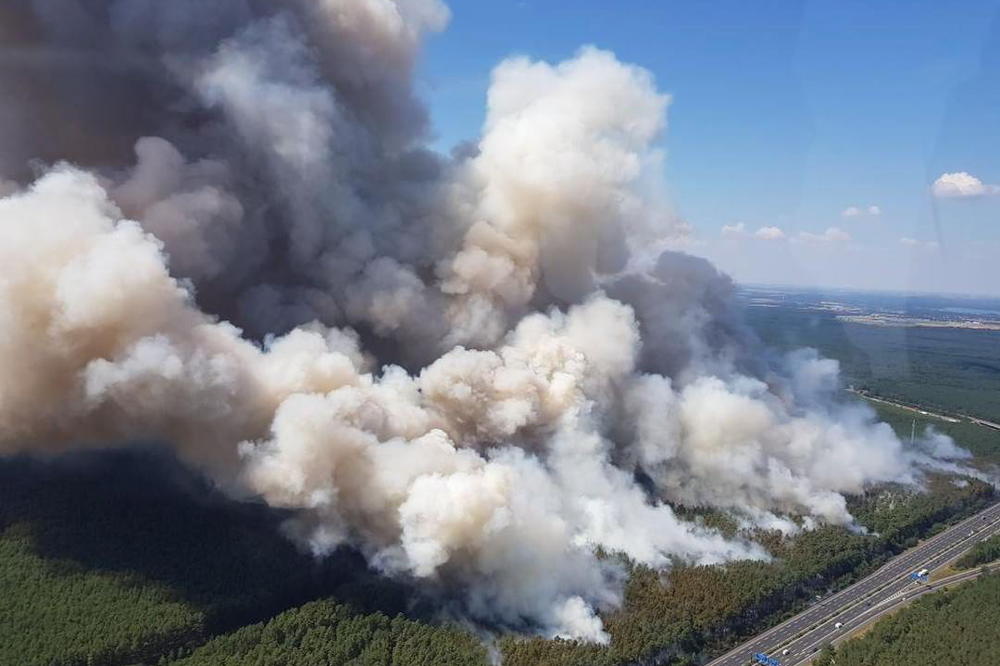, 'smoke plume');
0,0,977,641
